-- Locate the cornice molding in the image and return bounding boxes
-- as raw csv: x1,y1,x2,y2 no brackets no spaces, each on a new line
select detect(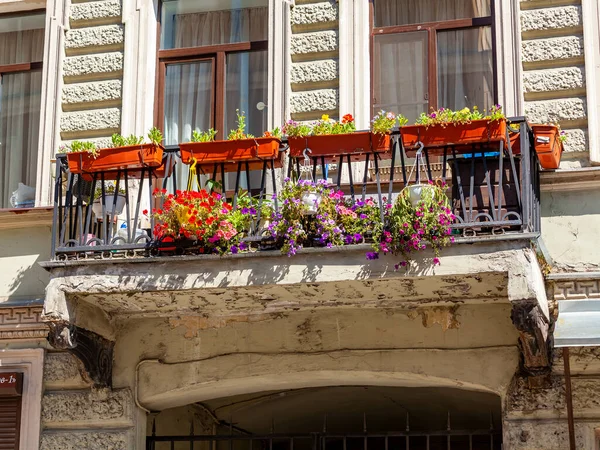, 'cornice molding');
0,207,53,231
540,167,600,192
0,306,48,340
